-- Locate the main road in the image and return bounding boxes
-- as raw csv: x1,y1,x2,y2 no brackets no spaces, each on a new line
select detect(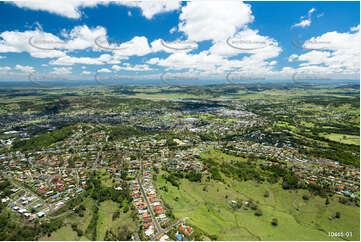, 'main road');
137,159,163,234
